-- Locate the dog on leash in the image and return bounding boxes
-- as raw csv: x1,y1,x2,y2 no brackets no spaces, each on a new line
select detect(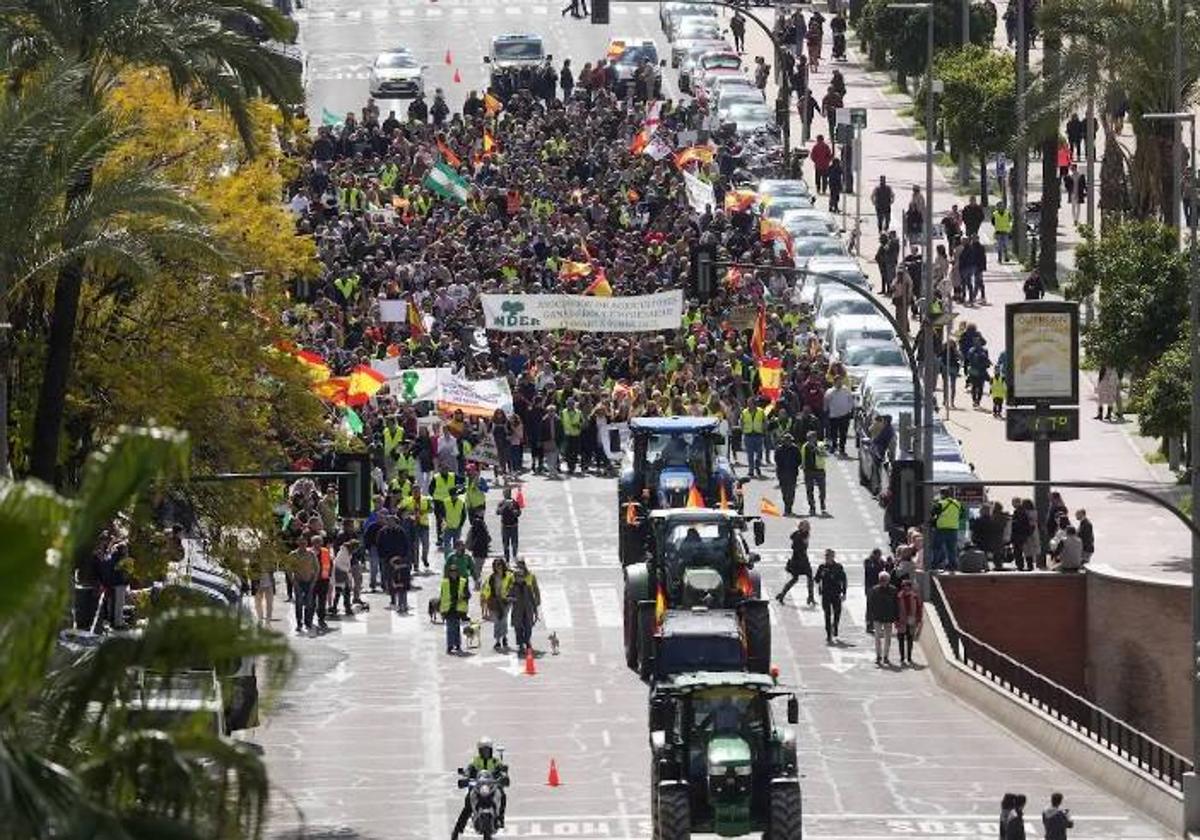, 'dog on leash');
427,597,442,624
548,631,560,655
